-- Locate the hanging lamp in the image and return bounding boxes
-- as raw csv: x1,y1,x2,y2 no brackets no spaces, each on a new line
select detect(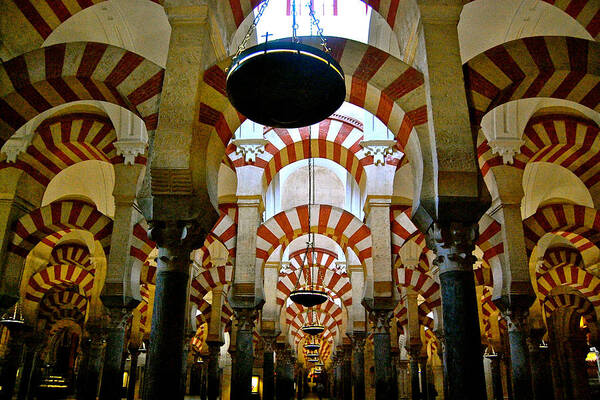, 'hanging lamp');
301,306,325,336
0,301,27,331
290,138,328,308
226,0,345,128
